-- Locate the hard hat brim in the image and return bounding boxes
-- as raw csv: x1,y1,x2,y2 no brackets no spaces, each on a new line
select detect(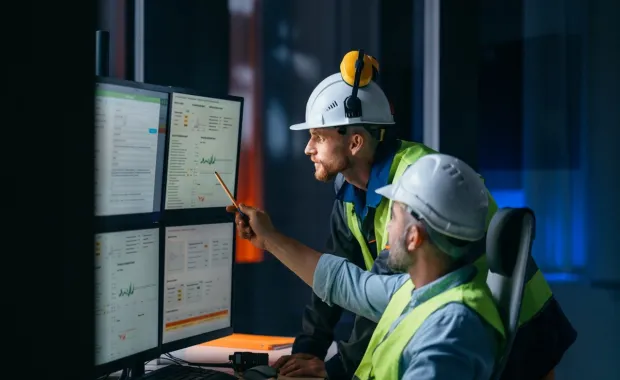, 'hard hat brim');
290,120,396,131
289,122,350,131
375,184,397,201
289,122,312,130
